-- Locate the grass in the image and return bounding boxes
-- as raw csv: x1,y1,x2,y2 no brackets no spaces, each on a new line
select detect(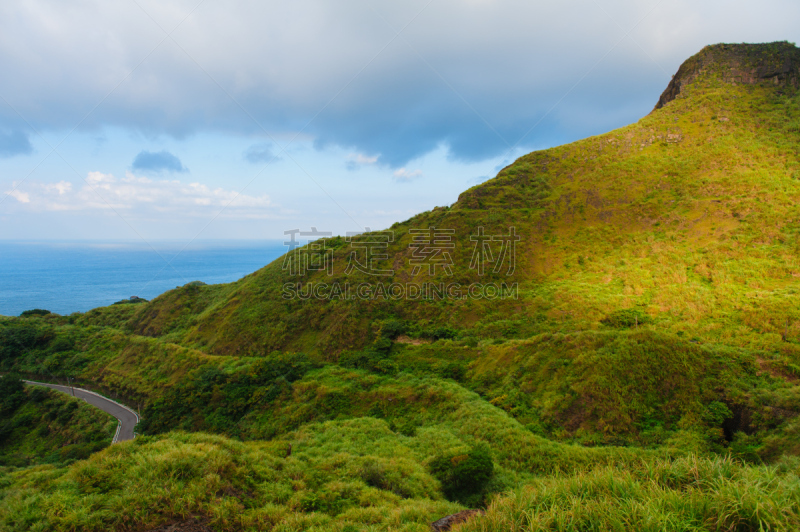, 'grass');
38,41,791,362
0,386,116,468
456,454,800,531
1,41,800,531
0,430,462,532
